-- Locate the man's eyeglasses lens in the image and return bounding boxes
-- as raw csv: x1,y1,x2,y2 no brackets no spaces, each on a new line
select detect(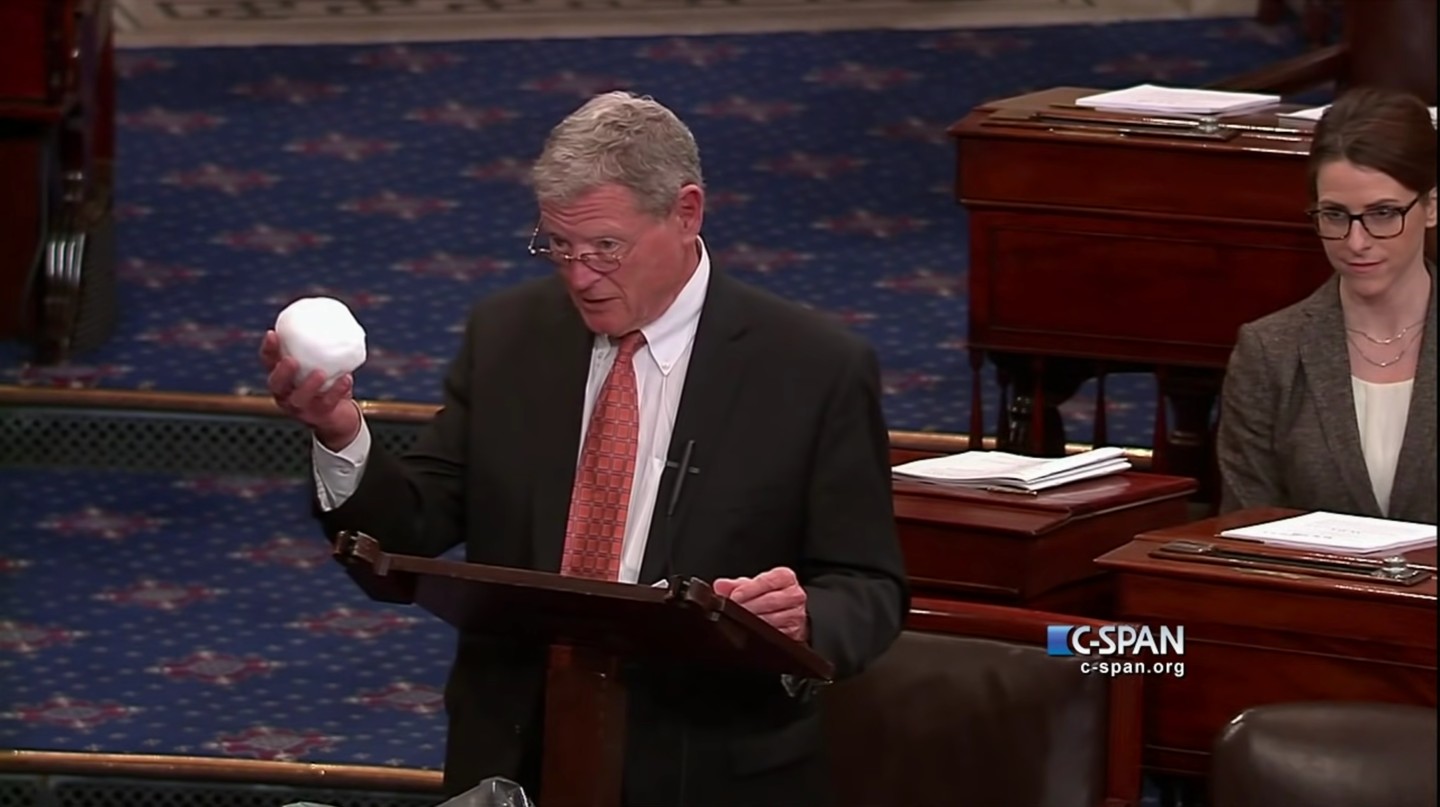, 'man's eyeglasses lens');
534,248,621,273
529,230,623,273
